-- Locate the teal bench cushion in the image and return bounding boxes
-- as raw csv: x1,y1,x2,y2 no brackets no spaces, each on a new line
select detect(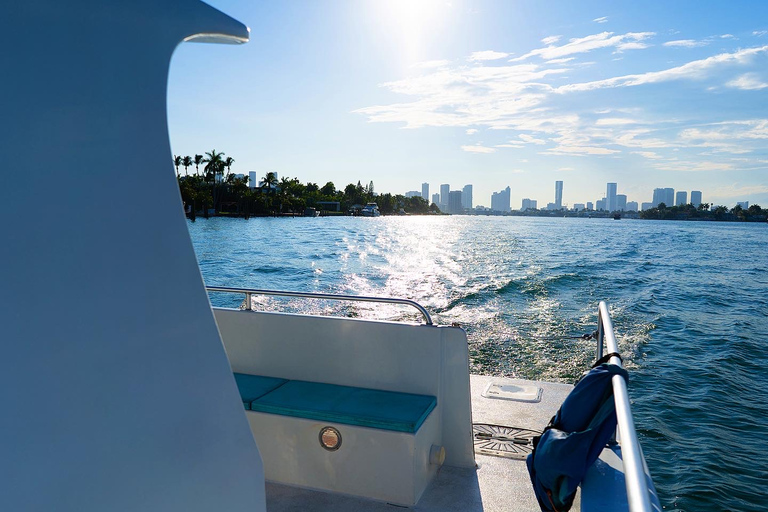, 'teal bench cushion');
234,373,288,410
250,380,437,433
